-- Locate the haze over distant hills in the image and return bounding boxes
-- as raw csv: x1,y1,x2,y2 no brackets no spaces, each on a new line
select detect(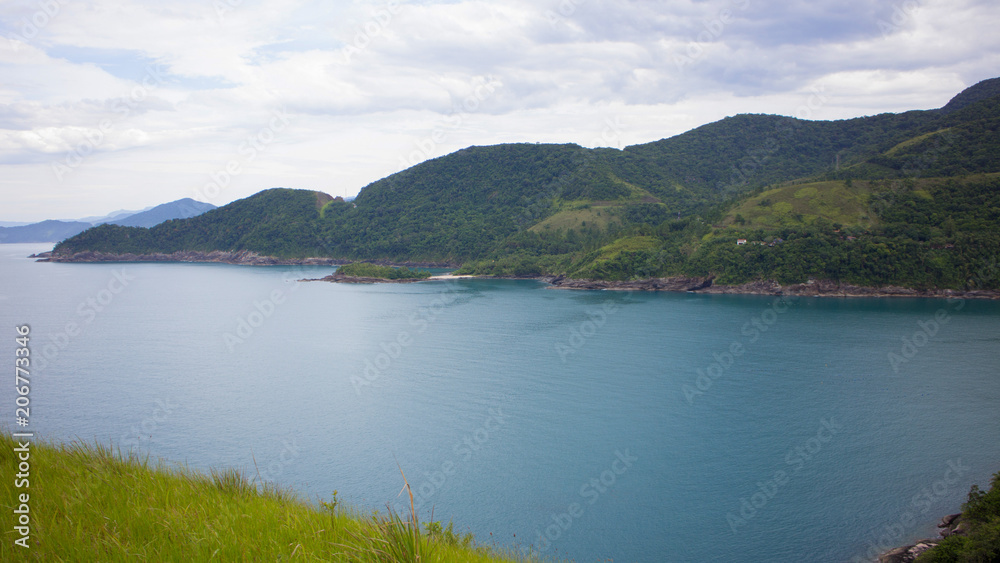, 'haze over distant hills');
0,220,96,244
52,78,1000,291
108,199,217,228
1,198,216,243
75,208,150,225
